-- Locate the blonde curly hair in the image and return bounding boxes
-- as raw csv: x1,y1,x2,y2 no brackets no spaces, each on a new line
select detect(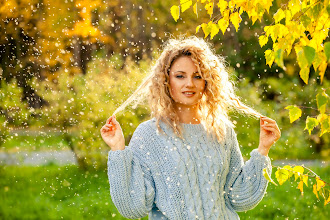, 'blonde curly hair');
113,35,263,143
